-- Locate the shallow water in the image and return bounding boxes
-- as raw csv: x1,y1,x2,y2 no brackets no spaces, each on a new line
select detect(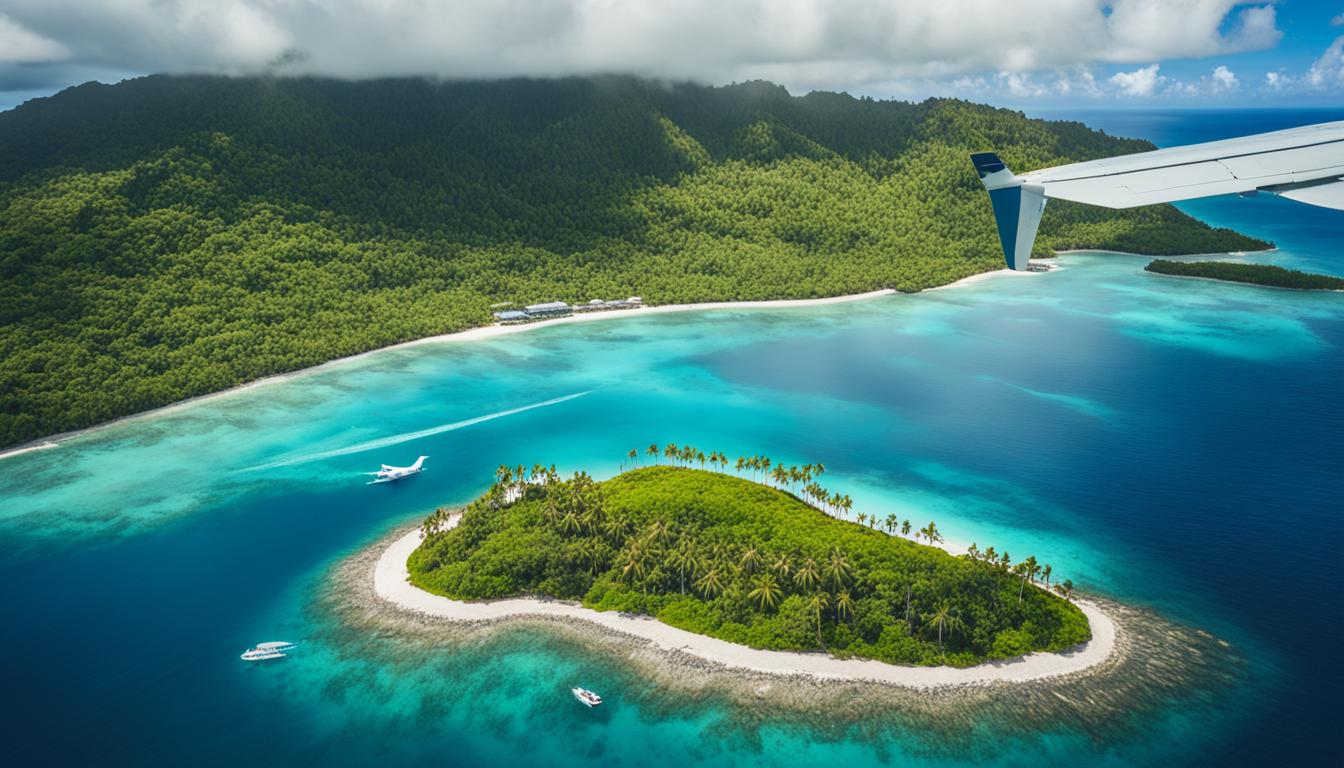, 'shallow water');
1,111,1341,766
